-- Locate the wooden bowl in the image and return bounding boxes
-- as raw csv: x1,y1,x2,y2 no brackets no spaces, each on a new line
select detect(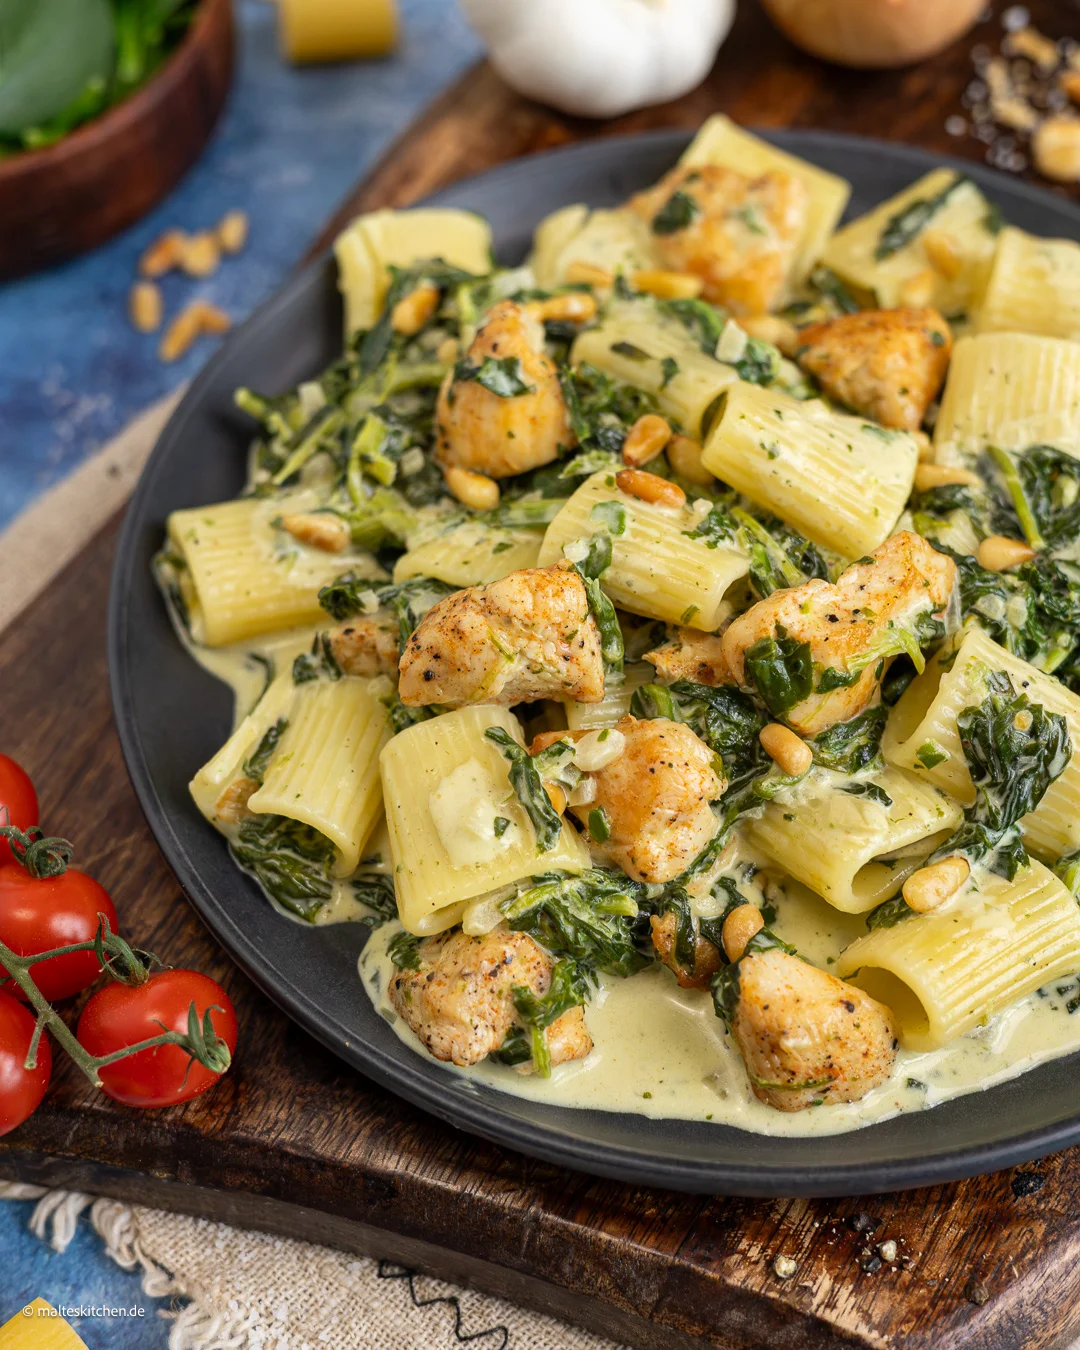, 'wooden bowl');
0,0,235,280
